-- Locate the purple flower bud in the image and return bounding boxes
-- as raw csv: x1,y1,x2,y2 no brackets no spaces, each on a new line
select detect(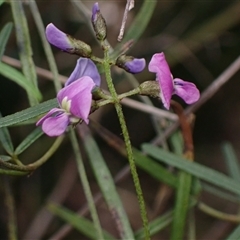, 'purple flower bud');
46,23,92,57
36,77,95,137
148,52,200,109
124,58,146,74
46,23,72,51
91,2,107,40
92,2,100,23
116,55,146,74
65,58,101,87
